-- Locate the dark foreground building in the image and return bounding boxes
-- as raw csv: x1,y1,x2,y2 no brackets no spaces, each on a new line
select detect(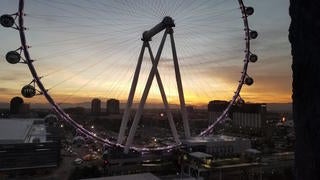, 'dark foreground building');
290,0,320,179
91,98,102,115
106,99,120,114
0,118,60,171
